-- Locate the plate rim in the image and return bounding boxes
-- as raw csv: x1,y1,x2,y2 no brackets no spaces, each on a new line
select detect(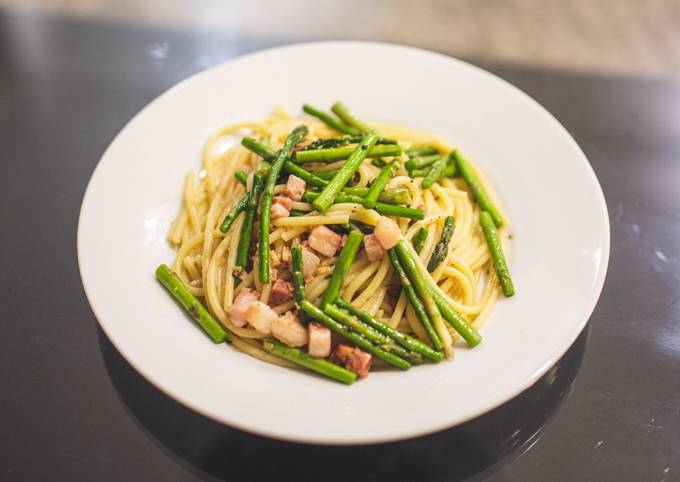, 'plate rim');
77,40,610,445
